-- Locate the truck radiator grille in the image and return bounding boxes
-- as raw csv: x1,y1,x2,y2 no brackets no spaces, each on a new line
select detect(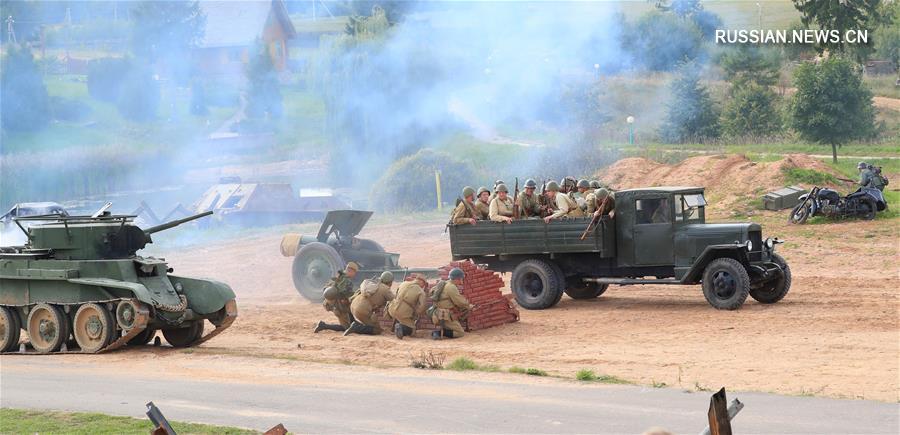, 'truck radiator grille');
749,231,763,262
